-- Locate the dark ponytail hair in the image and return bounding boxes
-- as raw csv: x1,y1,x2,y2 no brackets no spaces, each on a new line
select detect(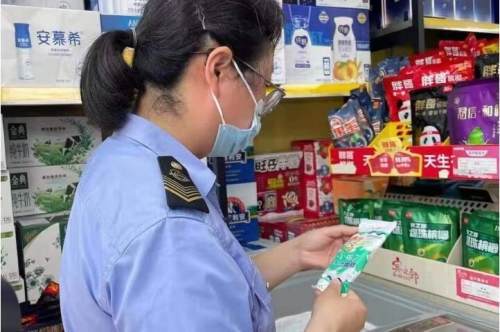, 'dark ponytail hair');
81,0,283,133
